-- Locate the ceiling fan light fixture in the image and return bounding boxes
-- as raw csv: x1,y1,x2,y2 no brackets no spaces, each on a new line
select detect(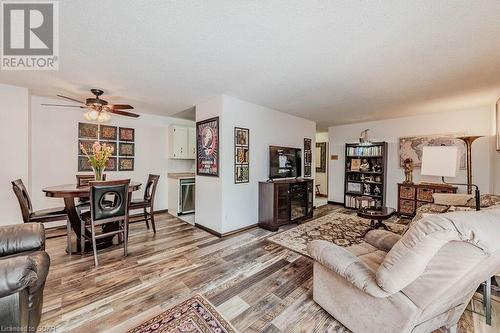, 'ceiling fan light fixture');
83,109,99,121
97,111,111,122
